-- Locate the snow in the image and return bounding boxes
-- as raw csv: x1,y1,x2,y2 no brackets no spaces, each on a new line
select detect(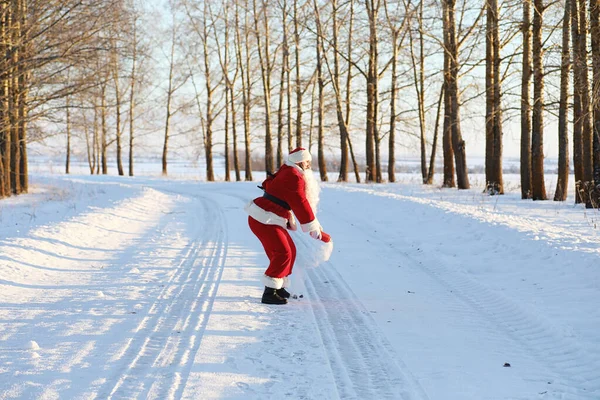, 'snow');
1,169,599,400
